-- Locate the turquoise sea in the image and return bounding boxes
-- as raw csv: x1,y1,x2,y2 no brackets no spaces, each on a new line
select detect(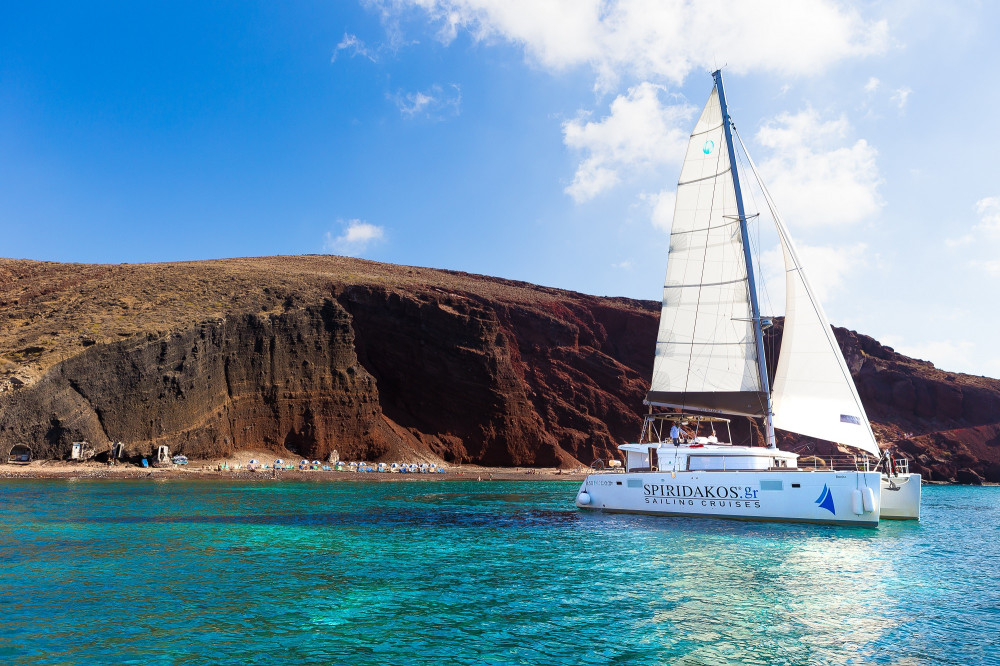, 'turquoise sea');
0,480,997,665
